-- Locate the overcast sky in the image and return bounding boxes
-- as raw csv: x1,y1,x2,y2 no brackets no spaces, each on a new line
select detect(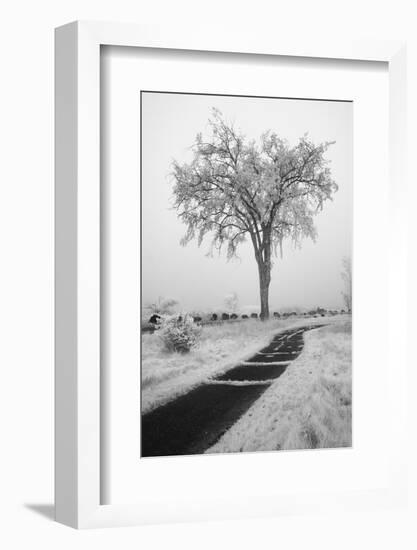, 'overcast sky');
141,92,352,313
